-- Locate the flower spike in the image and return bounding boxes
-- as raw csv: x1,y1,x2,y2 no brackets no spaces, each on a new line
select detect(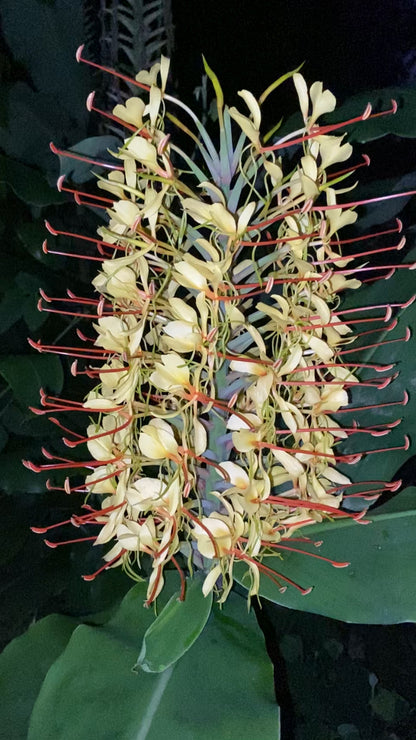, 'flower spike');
27,55,412,607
